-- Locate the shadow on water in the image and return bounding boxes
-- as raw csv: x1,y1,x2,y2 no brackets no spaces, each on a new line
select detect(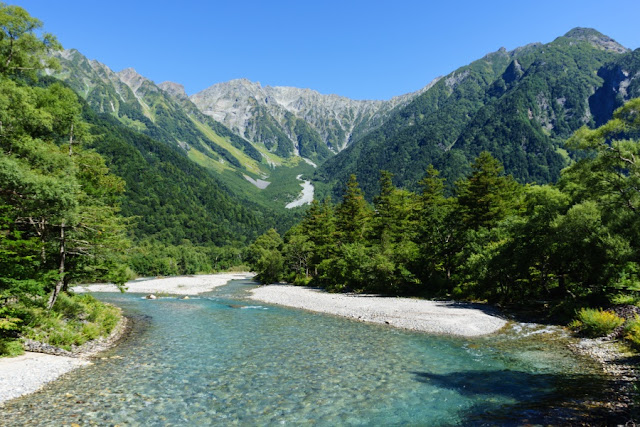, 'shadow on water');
412,369,620,425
